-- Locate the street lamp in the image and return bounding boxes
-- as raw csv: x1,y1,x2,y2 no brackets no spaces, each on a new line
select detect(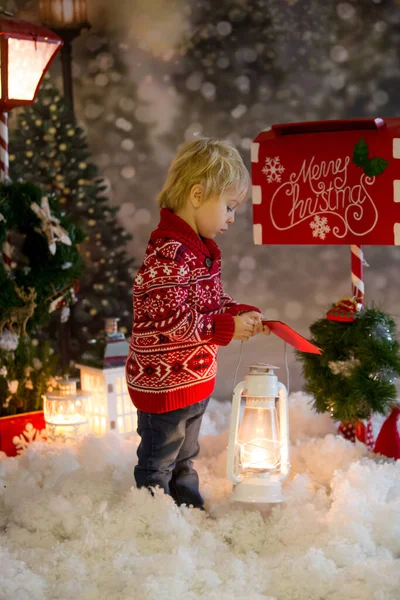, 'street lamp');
39,1,90,370
0,12,63,181
39,0,90,114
